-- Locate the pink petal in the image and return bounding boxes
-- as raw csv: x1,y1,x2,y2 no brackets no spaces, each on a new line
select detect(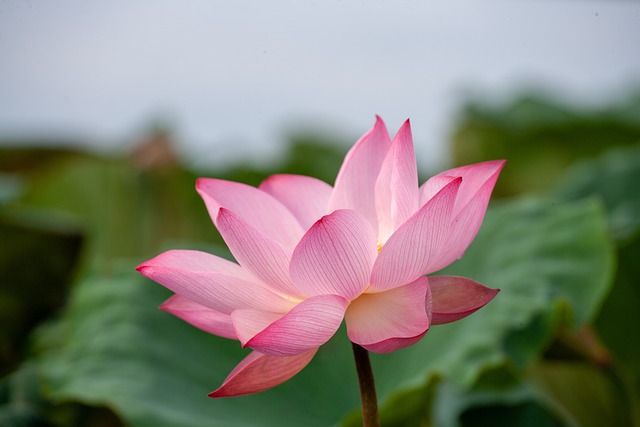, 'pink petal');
231,310,282,345
259,174,332,230
436,160,506,216
429,276,500,325
209,349,317,398
329,116,392,233
216,208,302,298
160,295,237,340
290,209,377,300
345,276,430,354
375,119,420,243
232,294,349,356
136,250,294,314
196,178,304,250
419,175,460,206
370,178,461,291
428,160,506,271
358,333,427,354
